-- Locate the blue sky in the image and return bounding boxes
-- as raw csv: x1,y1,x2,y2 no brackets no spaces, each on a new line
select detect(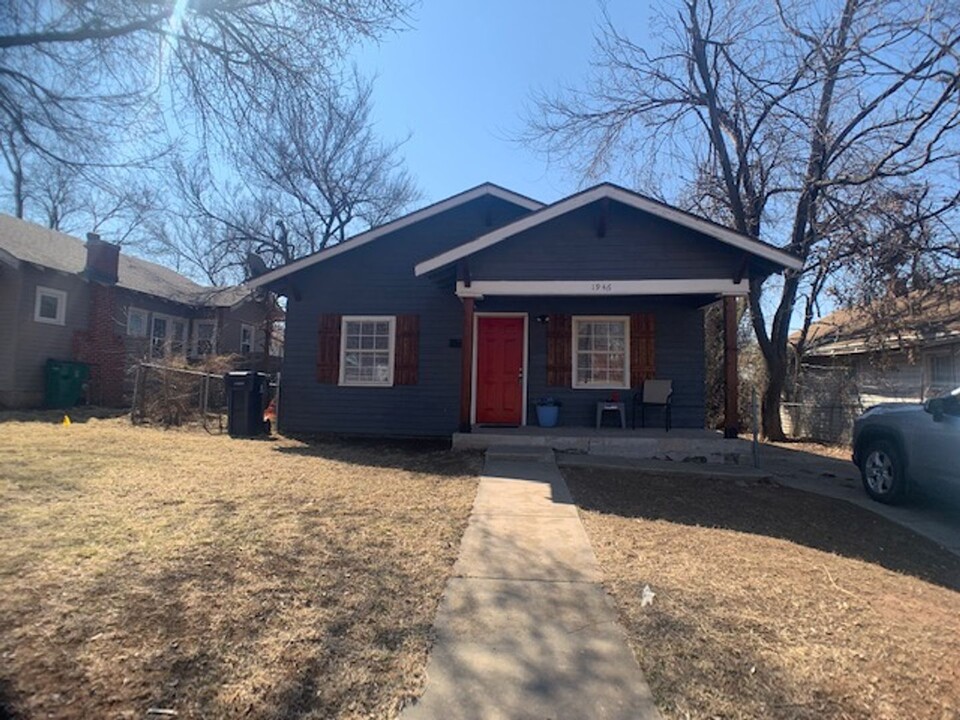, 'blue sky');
355,0,652,205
